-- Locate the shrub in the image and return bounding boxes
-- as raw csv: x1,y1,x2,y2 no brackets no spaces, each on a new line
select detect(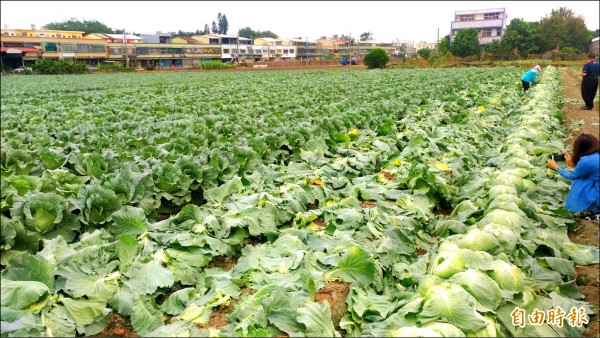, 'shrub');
417,48,433,59
32,59,87,75
200,60,236,70
97,62,135,72
363,48,390,69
